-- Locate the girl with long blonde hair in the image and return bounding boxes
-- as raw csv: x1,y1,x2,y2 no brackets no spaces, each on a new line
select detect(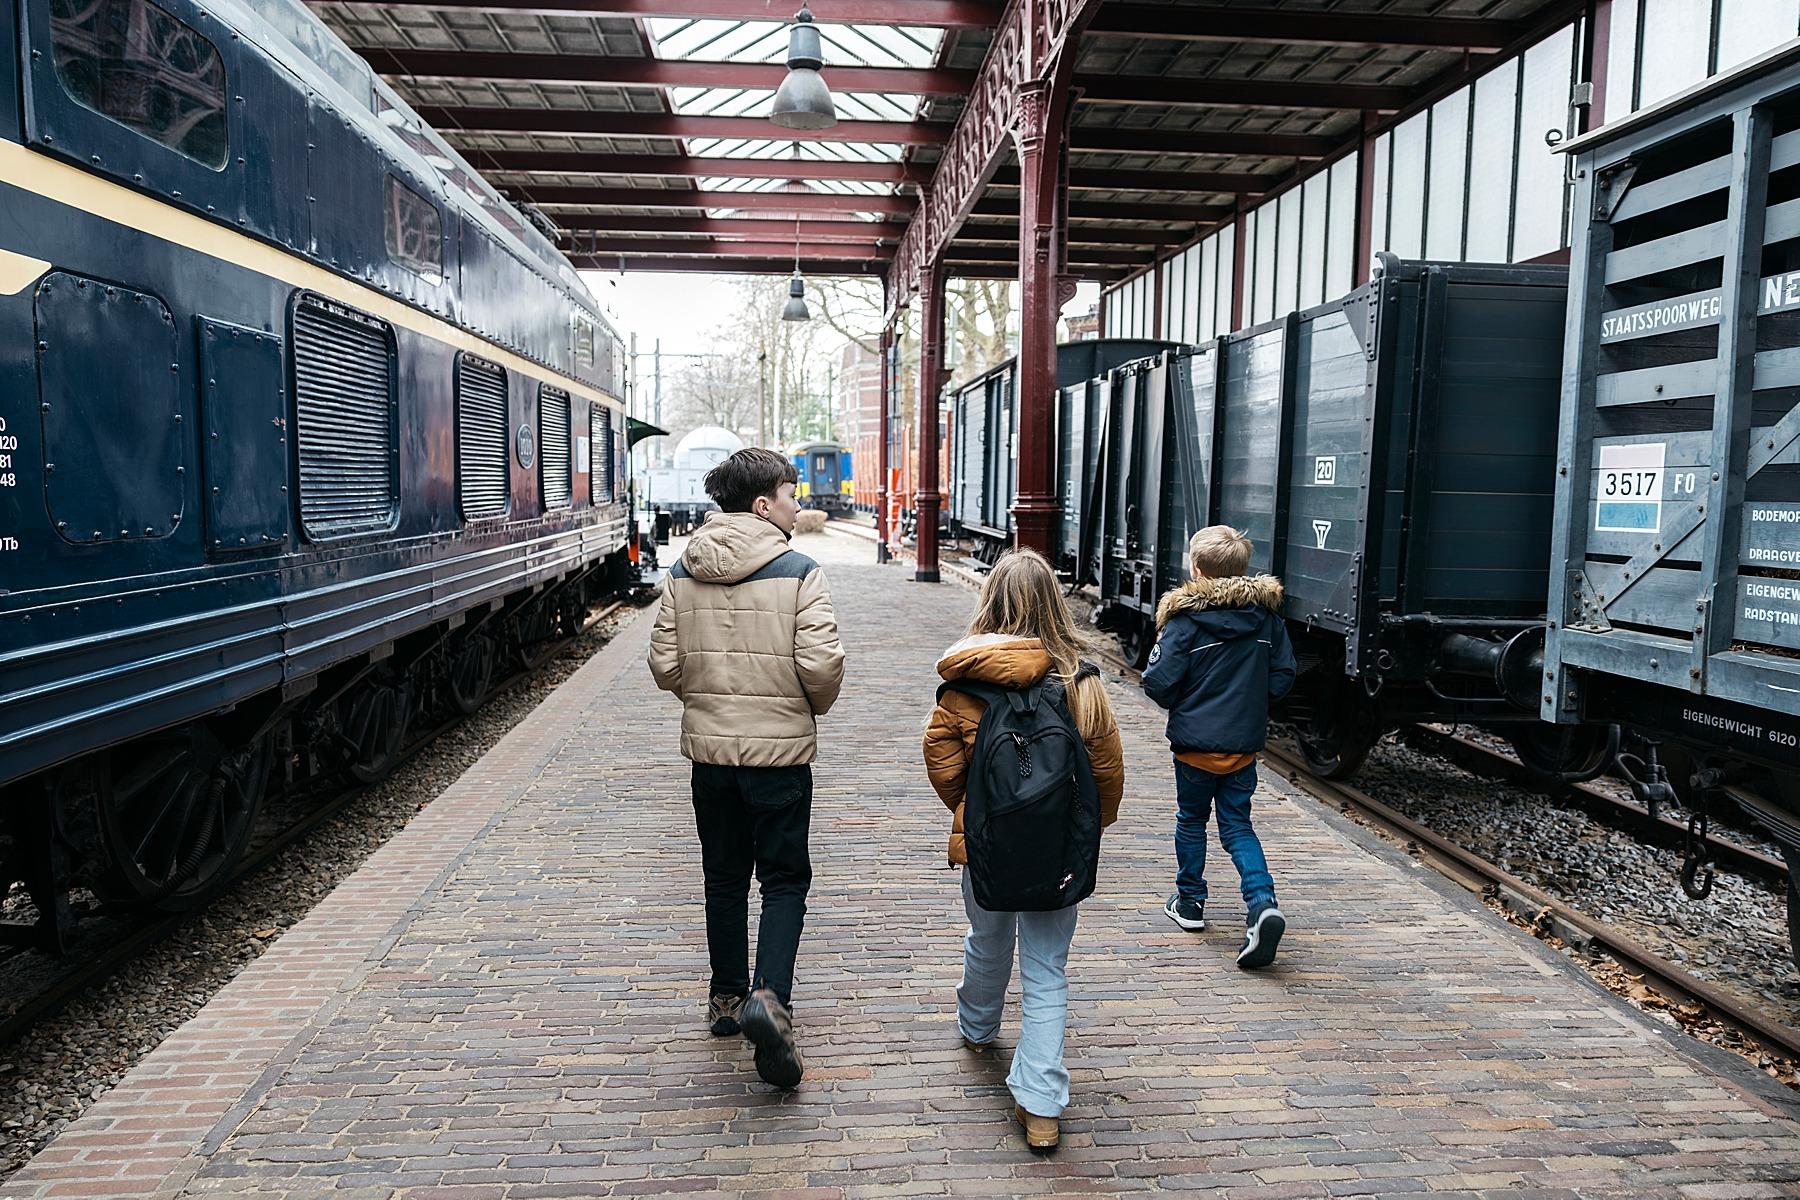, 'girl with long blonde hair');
922,549,1124,1153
